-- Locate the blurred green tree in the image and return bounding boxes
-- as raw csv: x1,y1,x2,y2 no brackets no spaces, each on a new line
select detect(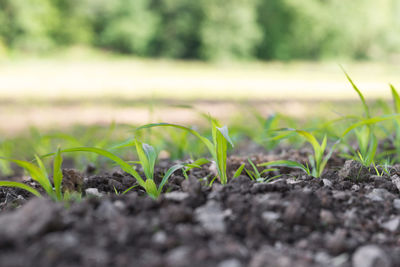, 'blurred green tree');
149,0,203,59
199,0,262,61
0,0,57,52
86,0,158,55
